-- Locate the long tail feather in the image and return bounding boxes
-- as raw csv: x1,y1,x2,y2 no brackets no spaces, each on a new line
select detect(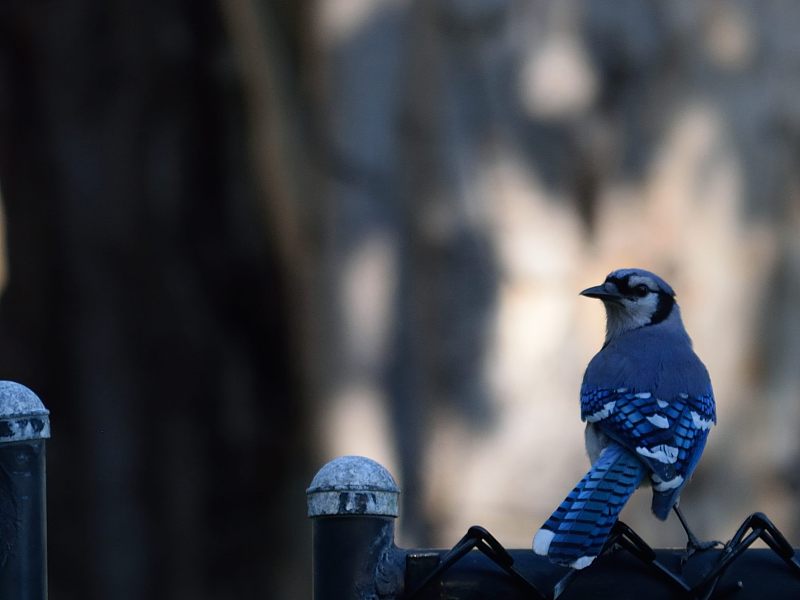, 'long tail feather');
533,442,646,569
